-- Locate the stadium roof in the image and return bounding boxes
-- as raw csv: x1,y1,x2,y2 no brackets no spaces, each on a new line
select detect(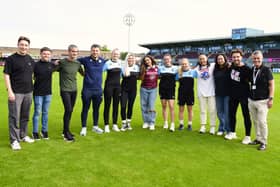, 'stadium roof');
139,32,280,49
